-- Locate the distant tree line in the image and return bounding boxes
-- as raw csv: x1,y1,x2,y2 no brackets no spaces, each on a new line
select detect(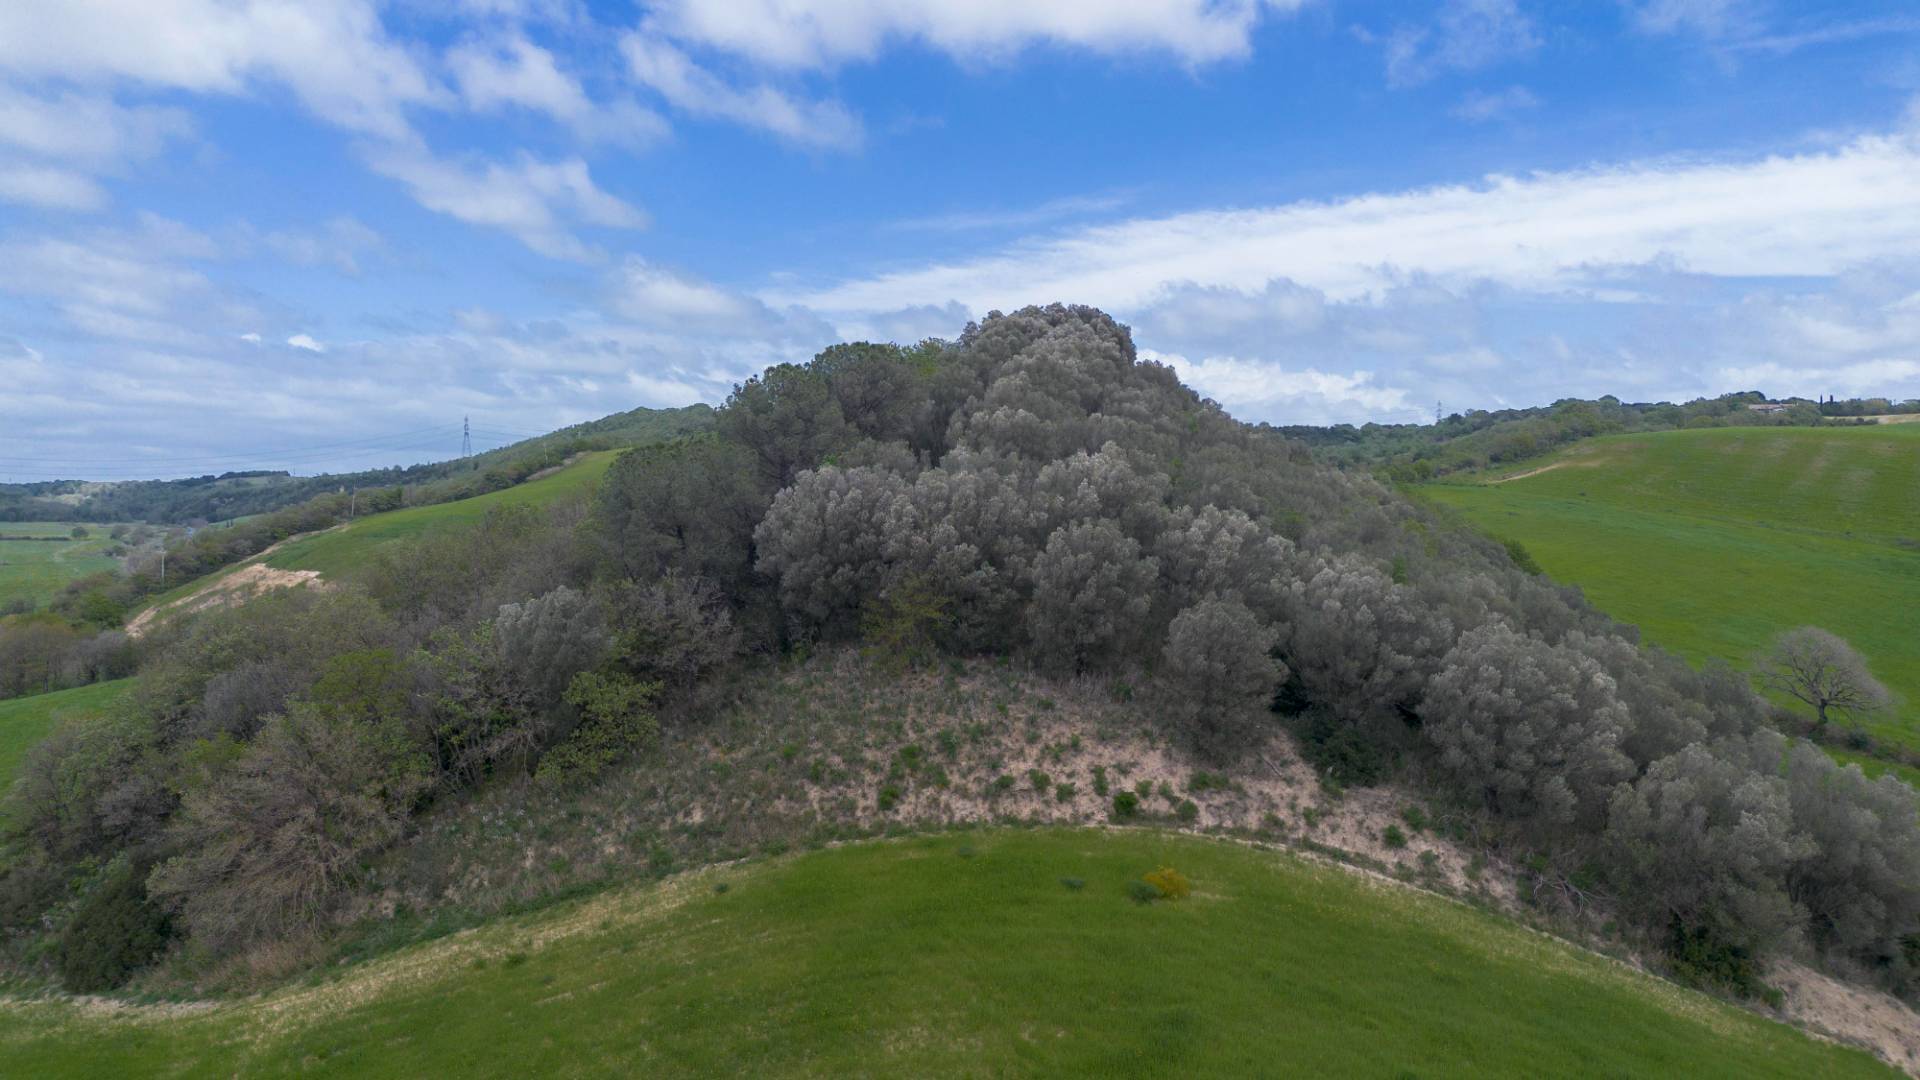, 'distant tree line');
0,405,712,524
1,306,1913,1009
1285,392,1899,483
